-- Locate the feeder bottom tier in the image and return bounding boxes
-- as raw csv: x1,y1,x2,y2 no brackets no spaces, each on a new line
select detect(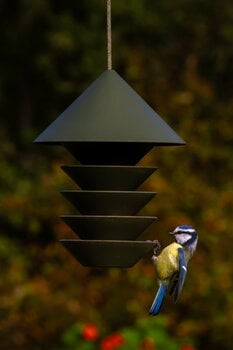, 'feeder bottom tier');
60,239,157,267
